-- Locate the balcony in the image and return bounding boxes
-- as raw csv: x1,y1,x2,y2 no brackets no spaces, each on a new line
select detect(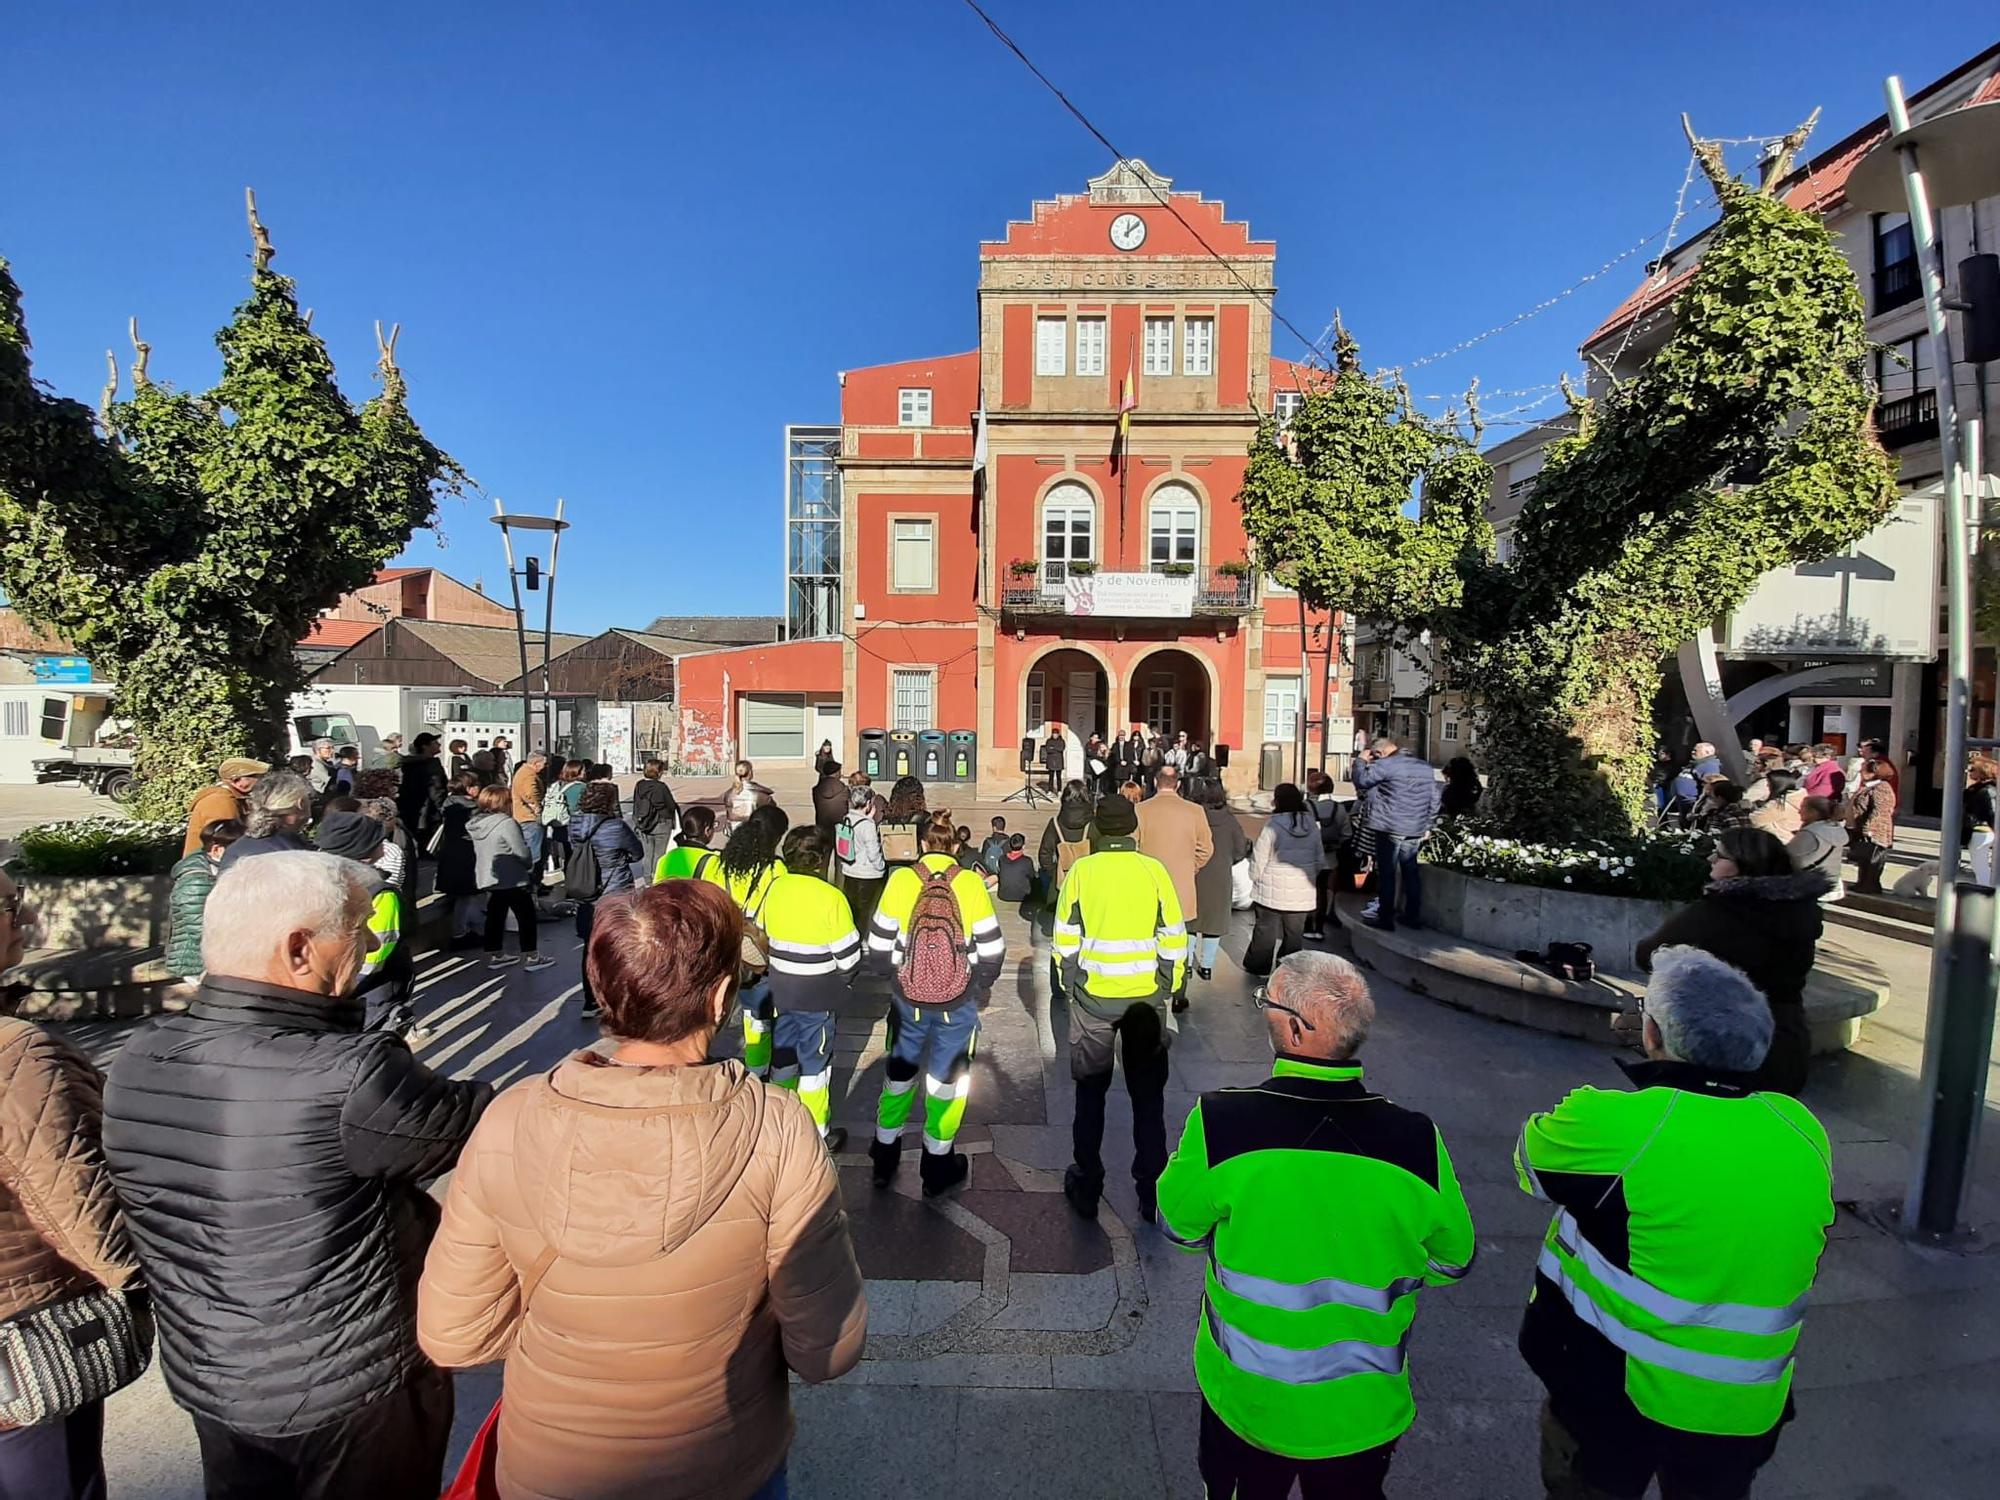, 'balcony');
1875,388,1937,451
1000,561,1257,617
1873,254,1920,314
